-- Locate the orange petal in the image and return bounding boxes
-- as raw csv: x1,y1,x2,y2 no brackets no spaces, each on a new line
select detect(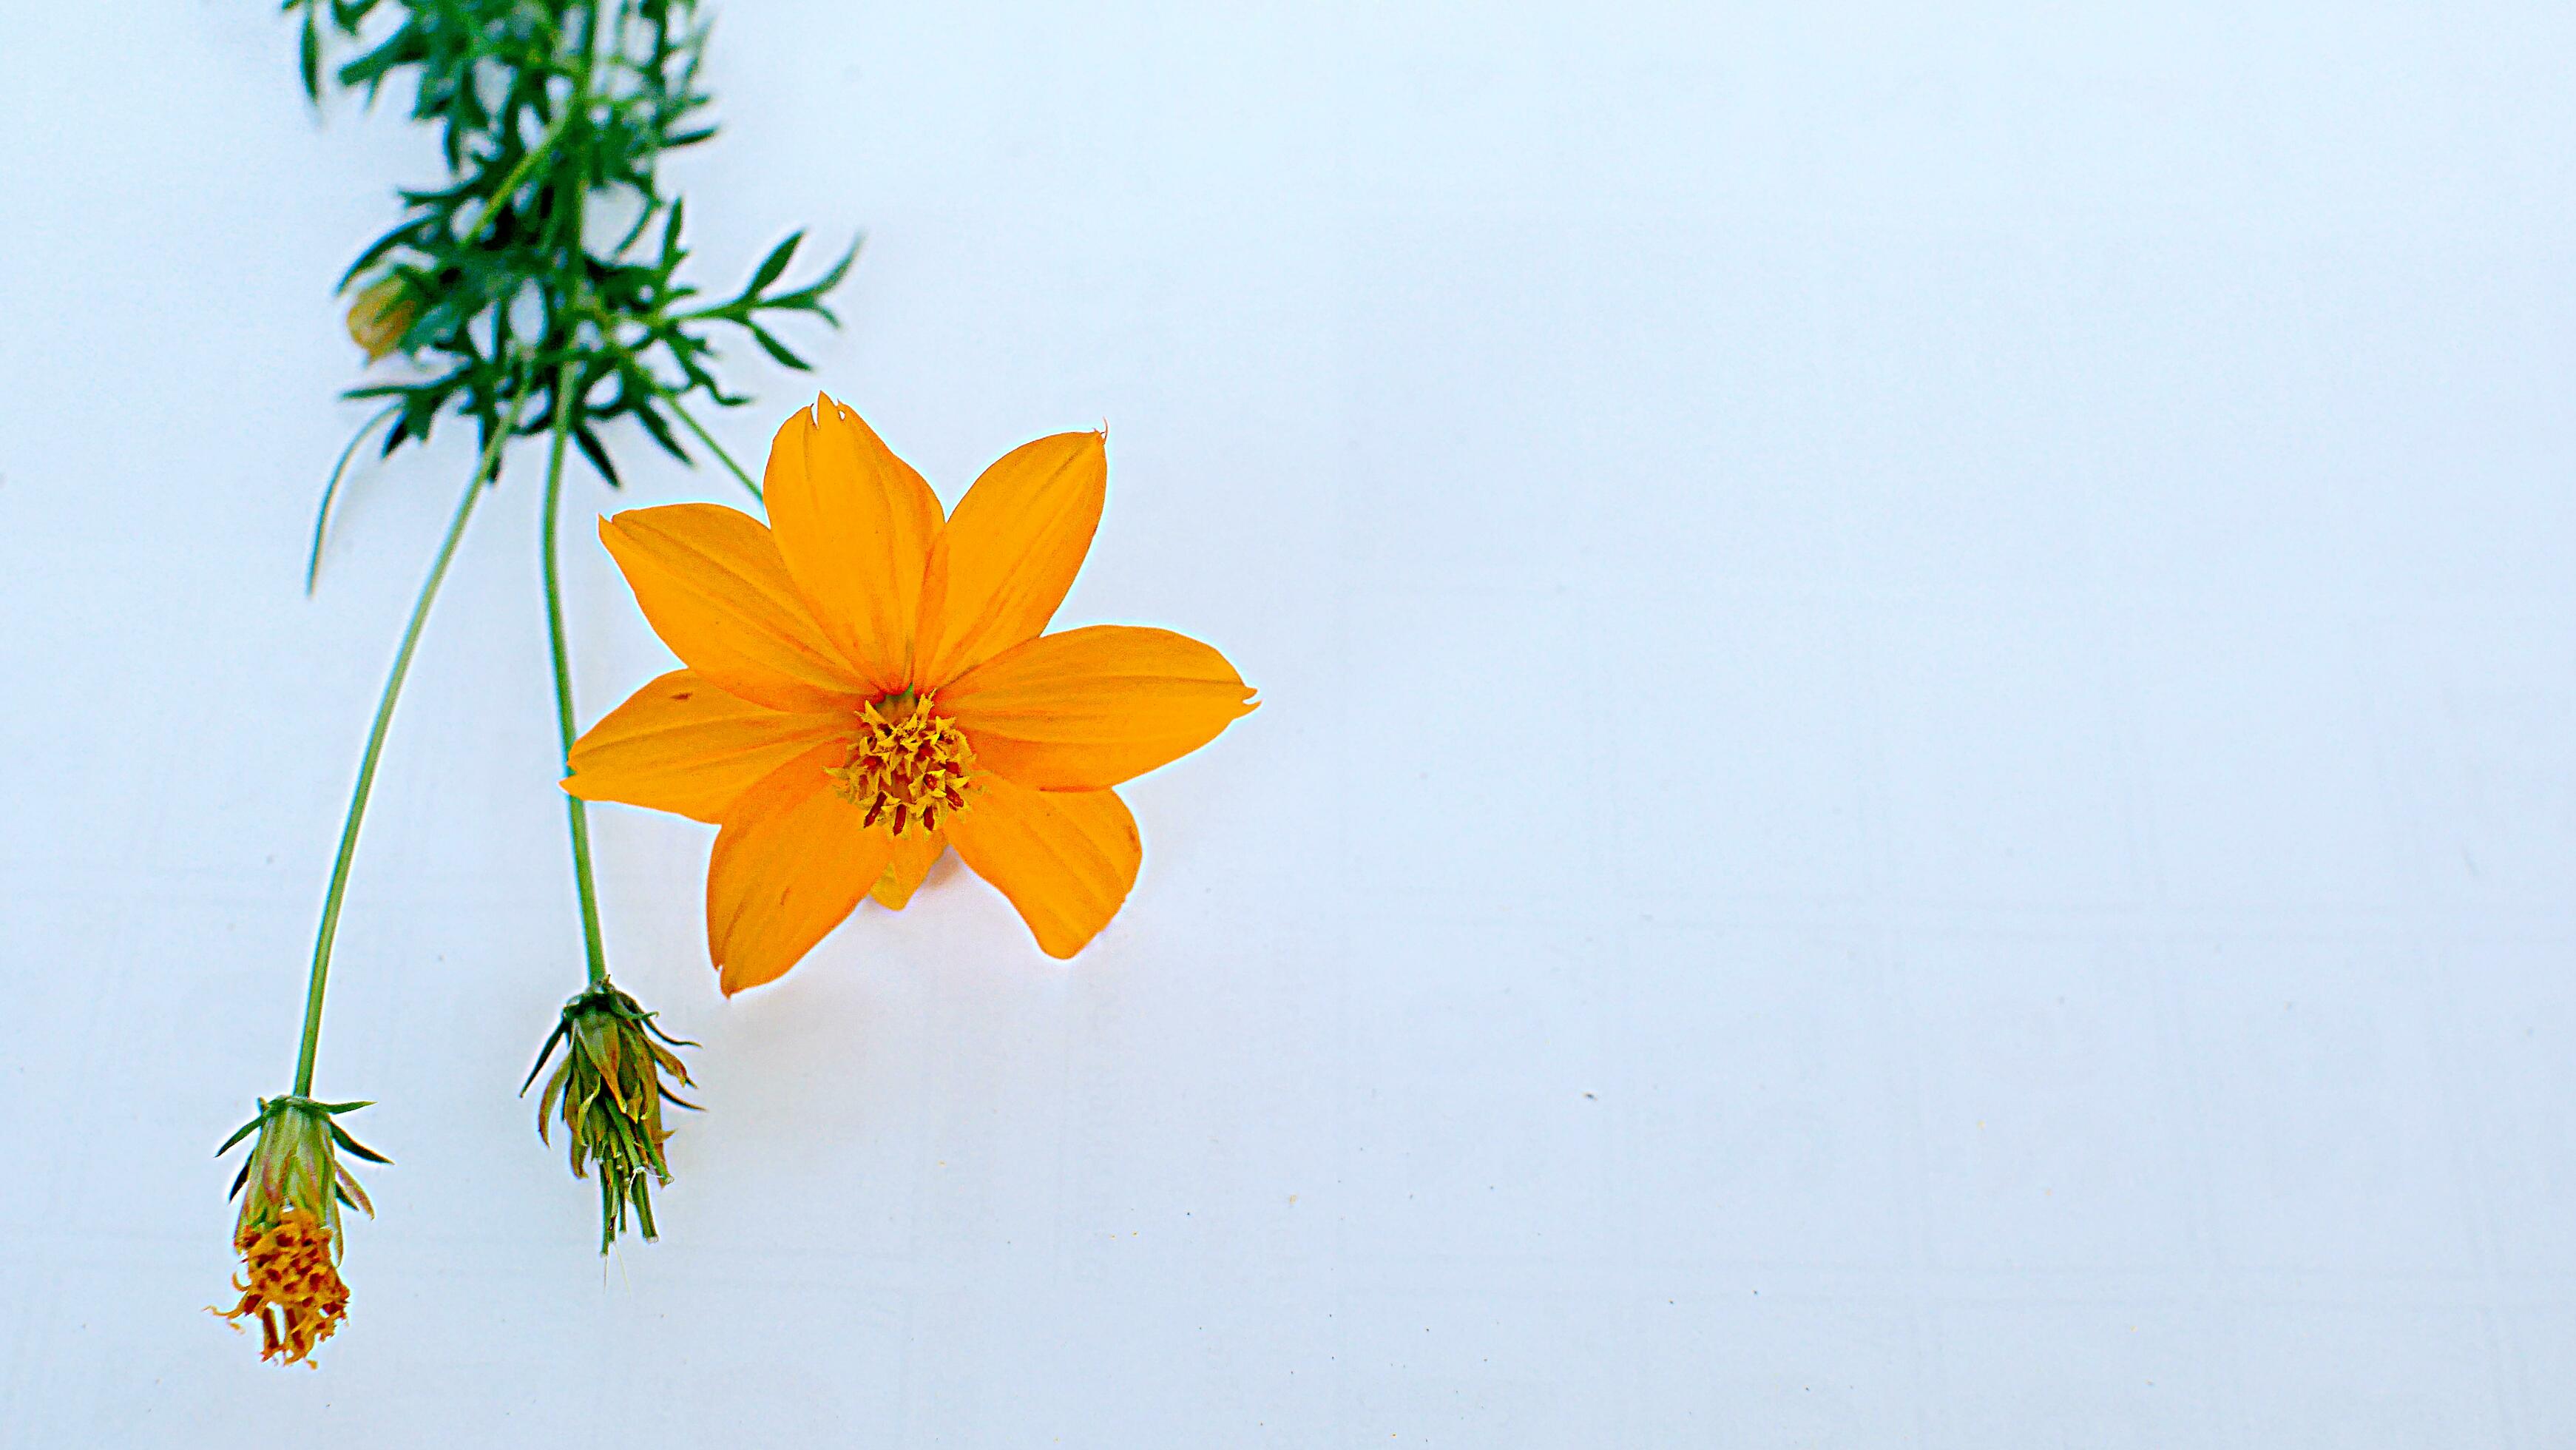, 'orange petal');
913,431,1106,689
564,670,846,824
762,396,944,693
706,742,896,994
939,625,1256,790
870,832,947,910
600,505,868,714
946,775,1141,959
